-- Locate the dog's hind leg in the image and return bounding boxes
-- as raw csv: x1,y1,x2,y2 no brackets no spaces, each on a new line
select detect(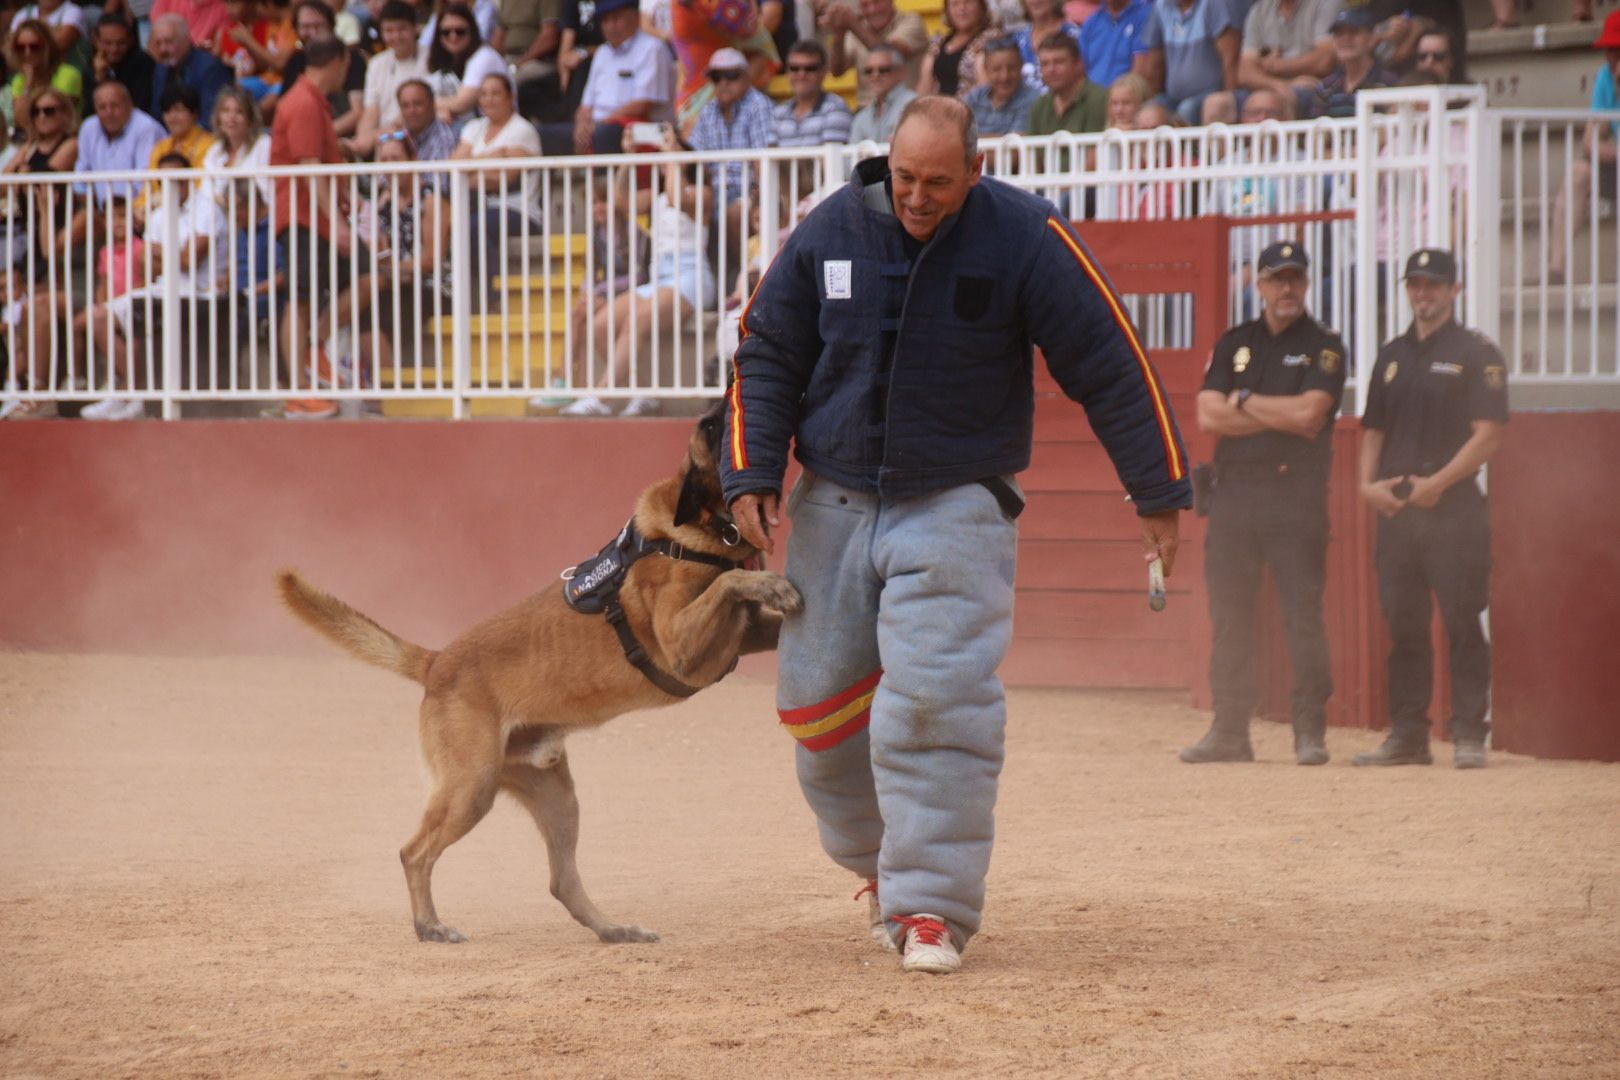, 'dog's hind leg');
501,757,660,944
400,703,503,944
